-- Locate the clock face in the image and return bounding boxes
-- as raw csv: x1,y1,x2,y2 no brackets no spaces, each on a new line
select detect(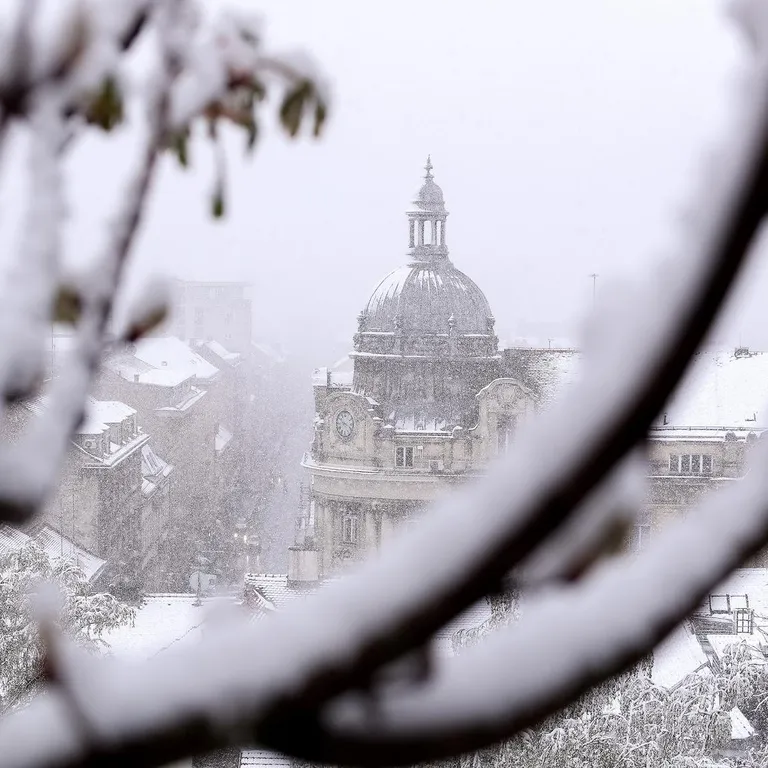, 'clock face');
335,410,355,439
